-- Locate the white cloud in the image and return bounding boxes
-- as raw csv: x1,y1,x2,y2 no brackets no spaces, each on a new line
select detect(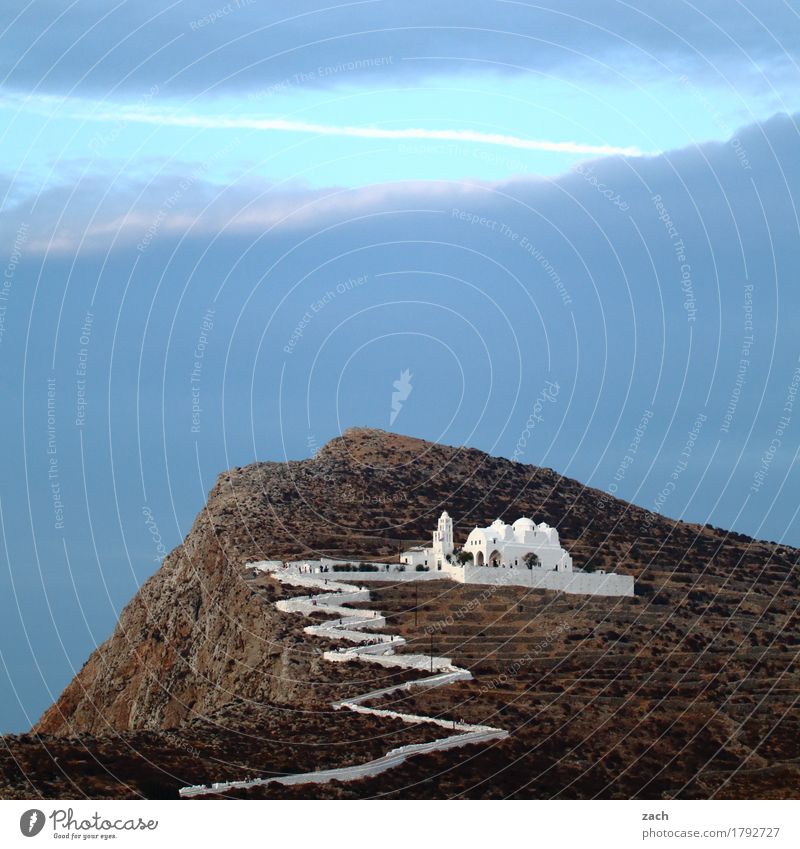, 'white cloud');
0,91,643,158
100,109,644,157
